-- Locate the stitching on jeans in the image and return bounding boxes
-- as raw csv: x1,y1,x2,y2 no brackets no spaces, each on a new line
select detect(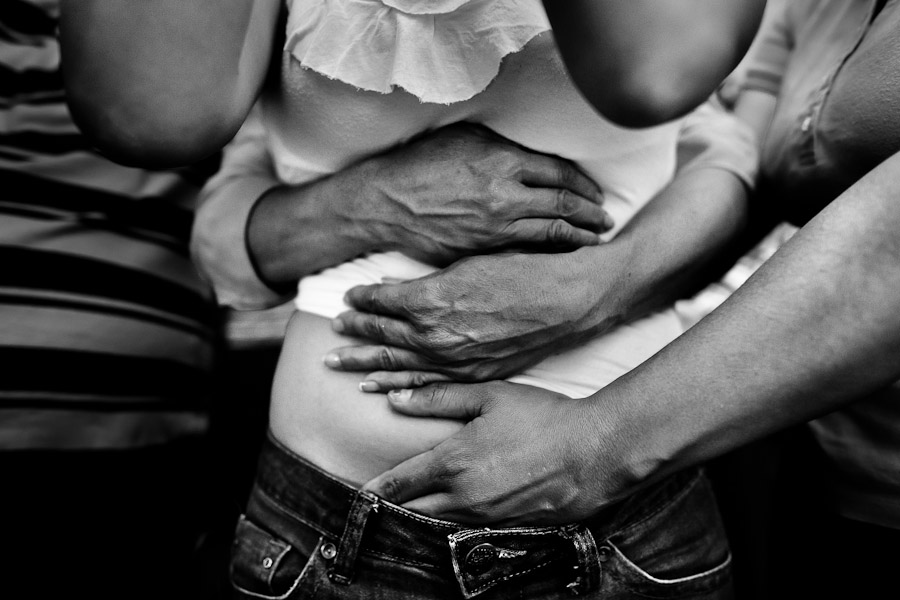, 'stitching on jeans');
263,433,359,502
255,485,333,539
383,502,464,529
450,527,561,542
257,485,443,571
331,492,379,584
617,549,732,585
363,548,439,570
231,536,324,600
264,433,462,529
469,559,556,595
448,528,569,597
449,535,468,594
268,543,293,587
256,471,357,512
